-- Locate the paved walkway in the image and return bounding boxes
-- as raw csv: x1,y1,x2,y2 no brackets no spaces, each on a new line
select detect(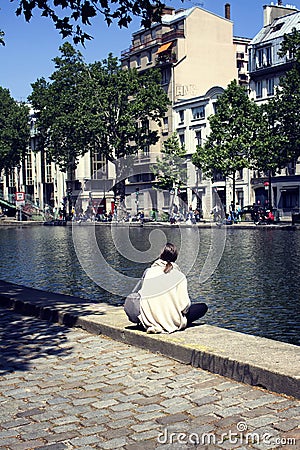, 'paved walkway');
0,281,298,399
0,309,299,450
